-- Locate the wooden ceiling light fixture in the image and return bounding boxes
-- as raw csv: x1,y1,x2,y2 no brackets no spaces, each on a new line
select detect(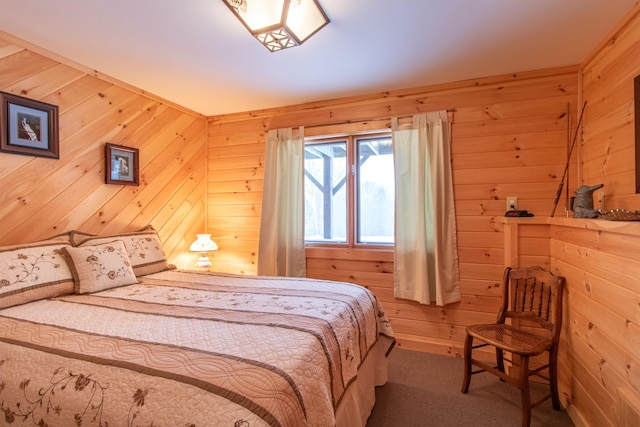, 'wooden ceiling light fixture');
222,0,329,52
